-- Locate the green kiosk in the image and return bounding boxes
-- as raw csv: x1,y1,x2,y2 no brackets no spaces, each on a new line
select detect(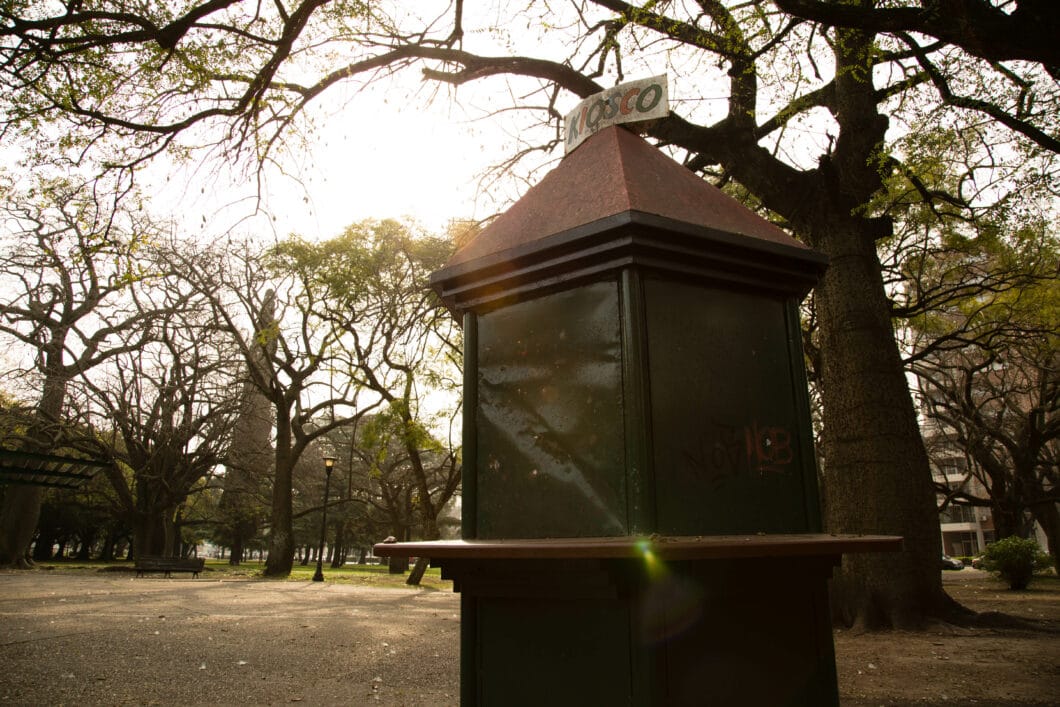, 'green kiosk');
376,119,900,705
